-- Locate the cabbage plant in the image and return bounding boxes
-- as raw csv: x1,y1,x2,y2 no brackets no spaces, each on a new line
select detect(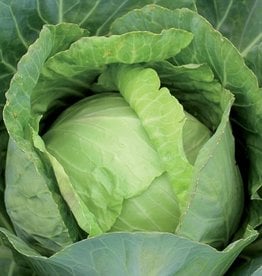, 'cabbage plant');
0,1,261,275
